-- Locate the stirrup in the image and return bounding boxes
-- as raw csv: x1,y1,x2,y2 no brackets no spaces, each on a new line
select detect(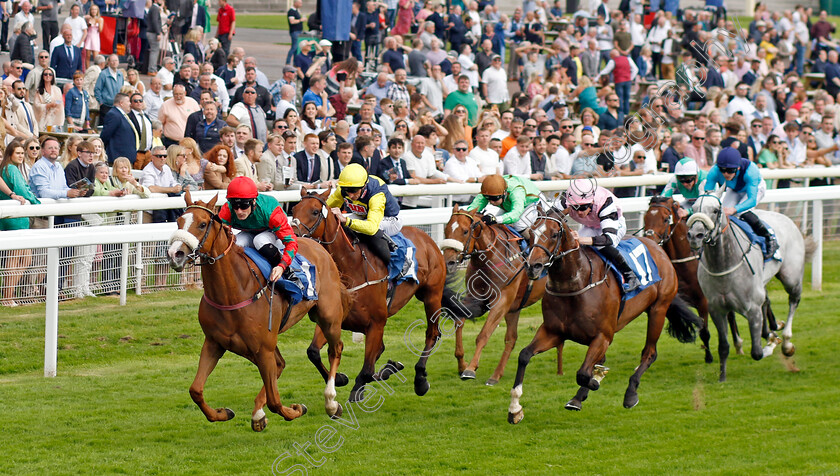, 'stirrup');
622,273,641,292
